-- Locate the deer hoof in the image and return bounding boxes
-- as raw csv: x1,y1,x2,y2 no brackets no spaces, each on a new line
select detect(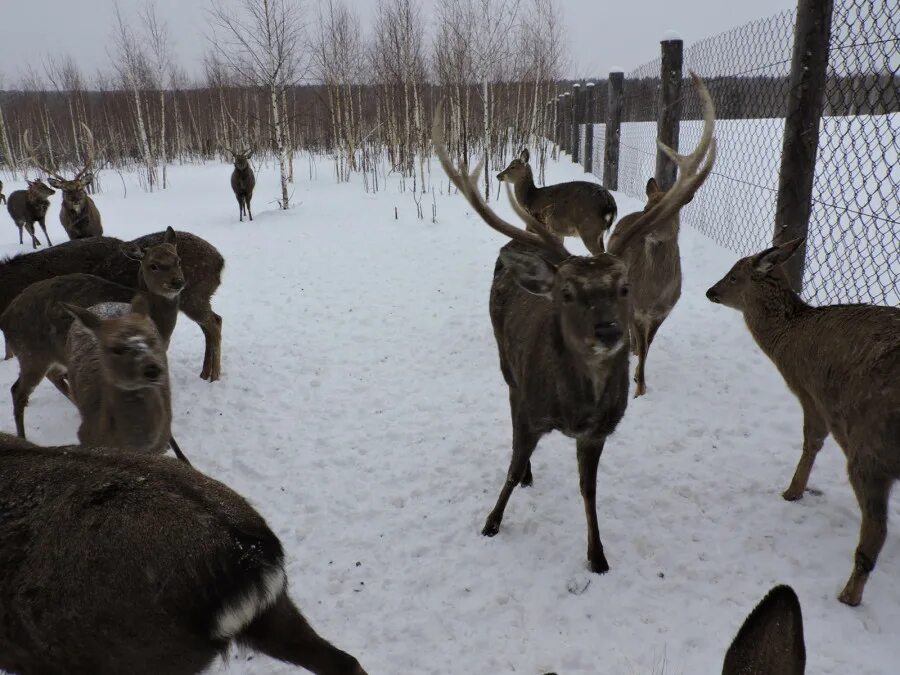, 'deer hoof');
633,384,646,398
782,486,804,501
481,520,501,537
838,585,862,607
589,557,610,575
